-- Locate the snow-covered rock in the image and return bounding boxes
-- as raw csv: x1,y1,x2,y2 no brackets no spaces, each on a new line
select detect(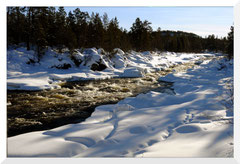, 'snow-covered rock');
81,48,108,71
121,67,144,78
70,51,85,67
113,48,125,55
111,51,127,69
7,47,217,90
